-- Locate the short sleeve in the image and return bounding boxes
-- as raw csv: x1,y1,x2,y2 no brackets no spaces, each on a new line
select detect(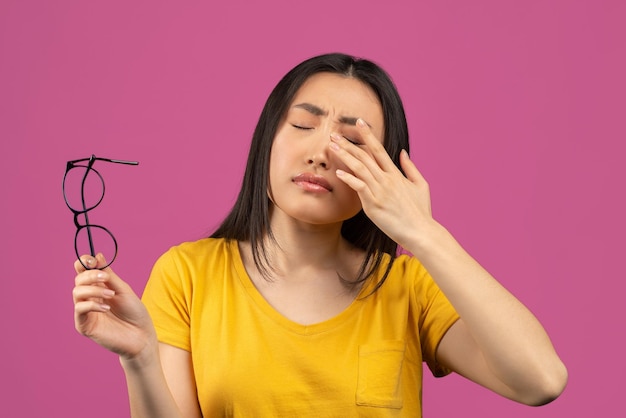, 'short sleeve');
408,258,460,377
141,247,193,352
